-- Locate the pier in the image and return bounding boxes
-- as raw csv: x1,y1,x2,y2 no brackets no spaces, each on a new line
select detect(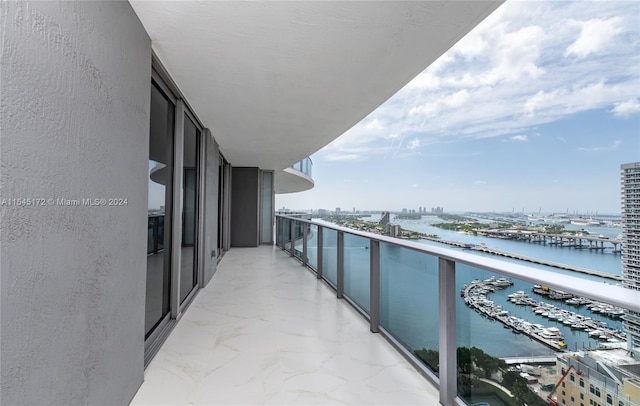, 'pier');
470,245,622,282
